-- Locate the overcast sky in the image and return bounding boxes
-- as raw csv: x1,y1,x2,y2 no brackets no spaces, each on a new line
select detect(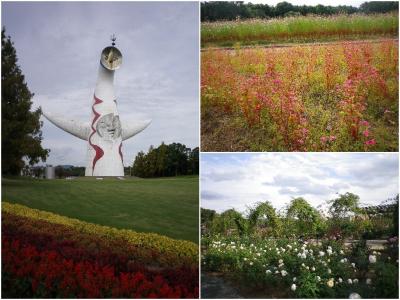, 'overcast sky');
201,153,399,214
2,1,199,167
